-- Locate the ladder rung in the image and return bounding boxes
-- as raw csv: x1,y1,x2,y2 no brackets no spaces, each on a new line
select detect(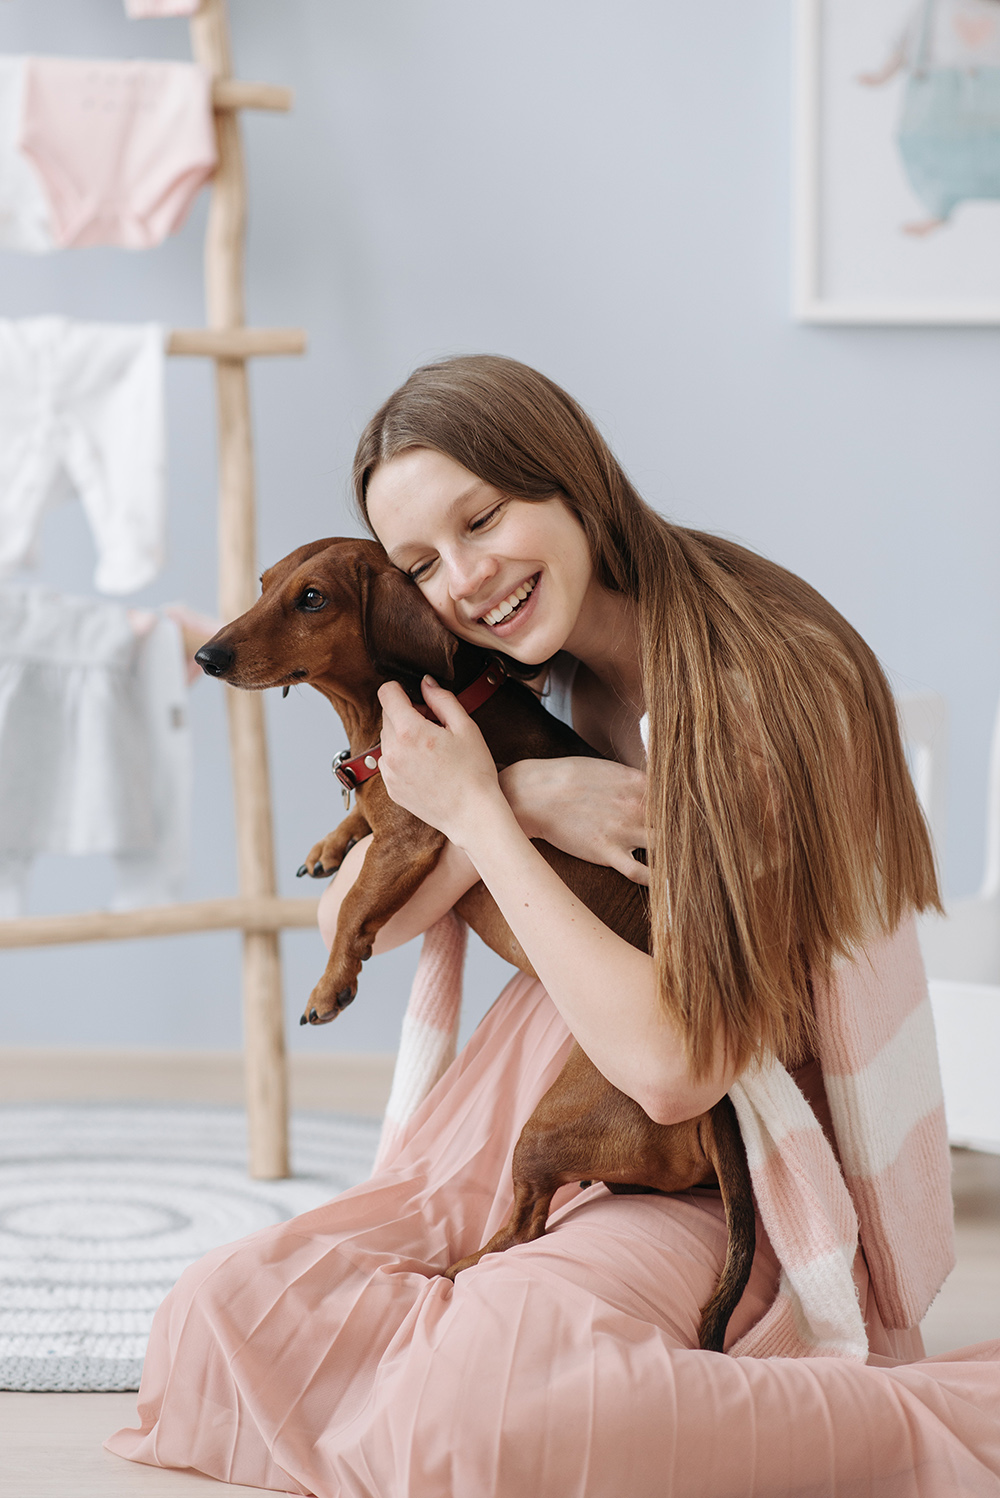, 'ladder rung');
212,79,292,113
0,896,321,949
167,328,307,359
